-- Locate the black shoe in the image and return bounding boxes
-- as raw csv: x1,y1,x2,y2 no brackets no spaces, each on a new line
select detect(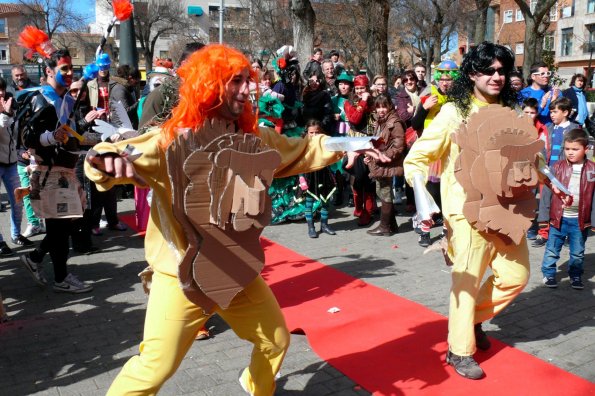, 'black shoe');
348,196,354,207
307,224,318,238
570,277,584,290
320,222,336,236
418,233,431,247
12,234,34,246
0,242,13,256
531,236,547,247
0,202,6,212
474,323,491,351
543,276,558,288
446,351,484,380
